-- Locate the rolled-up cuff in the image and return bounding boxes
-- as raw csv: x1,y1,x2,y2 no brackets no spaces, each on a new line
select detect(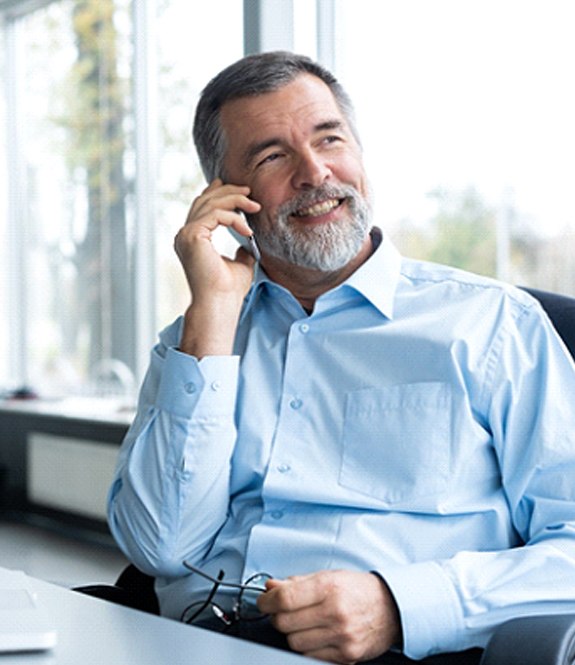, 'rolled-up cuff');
155,348,239,419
